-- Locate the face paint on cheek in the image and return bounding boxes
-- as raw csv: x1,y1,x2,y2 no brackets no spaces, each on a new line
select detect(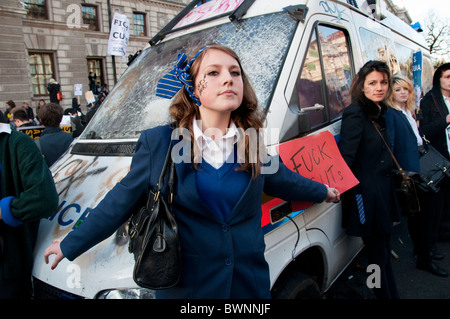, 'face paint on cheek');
197,74,208,96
